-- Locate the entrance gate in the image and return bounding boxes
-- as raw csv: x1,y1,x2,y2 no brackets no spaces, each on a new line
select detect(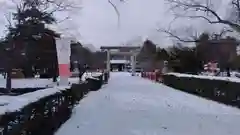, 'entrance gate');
100,46,141,76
